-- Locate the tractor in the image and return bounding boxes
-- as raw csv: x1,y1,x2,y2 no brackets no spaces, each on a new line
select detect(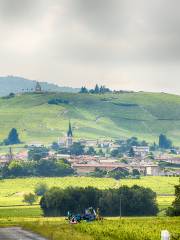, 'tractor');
67,207,99,224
